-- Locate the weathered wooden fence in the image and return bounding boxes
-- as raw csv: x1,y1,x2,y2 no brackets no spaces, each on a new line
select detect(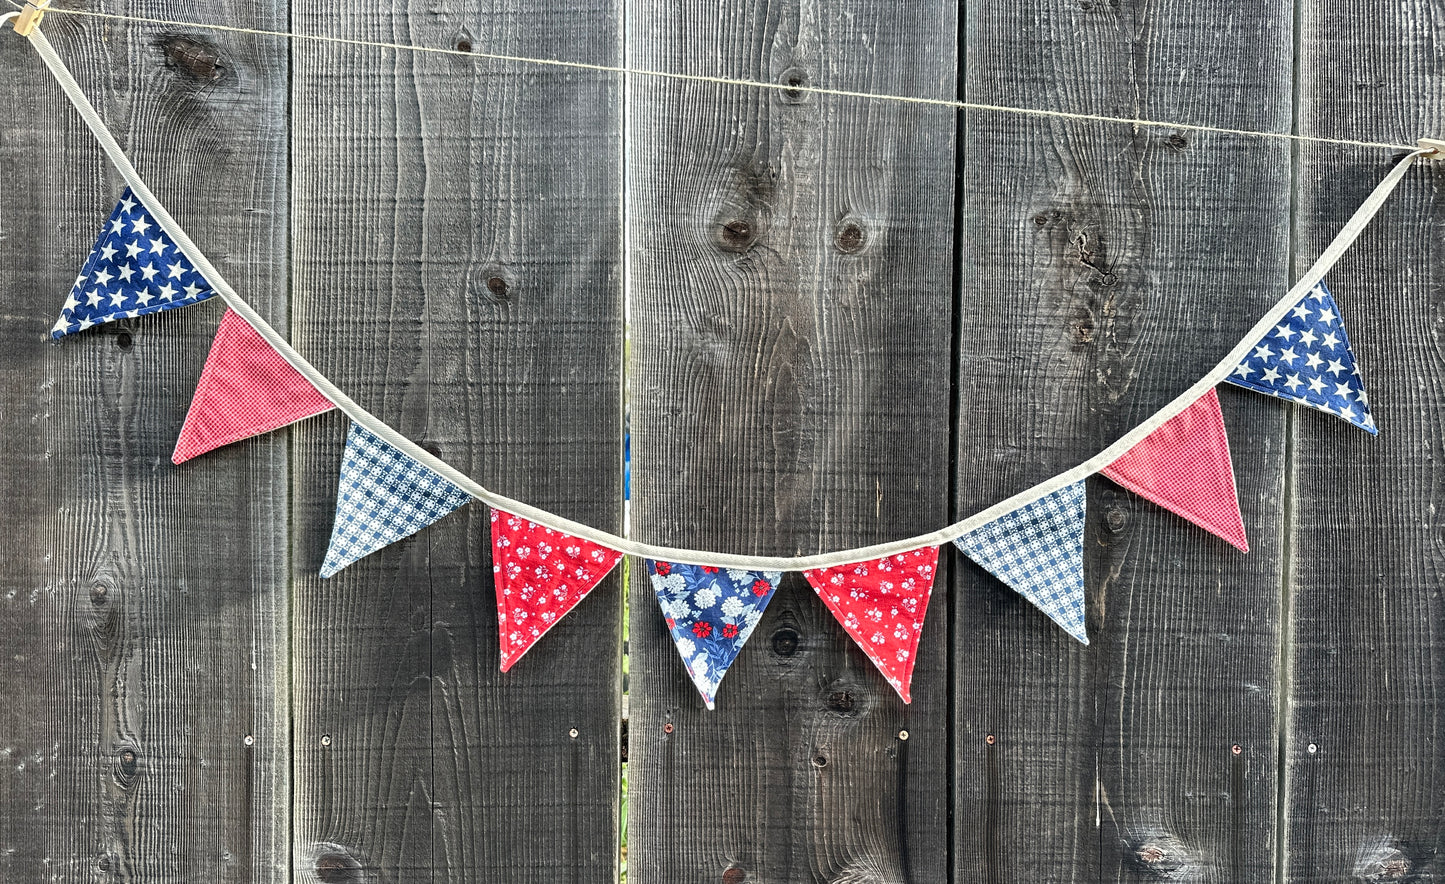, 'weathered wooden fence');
0,1,1441,881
